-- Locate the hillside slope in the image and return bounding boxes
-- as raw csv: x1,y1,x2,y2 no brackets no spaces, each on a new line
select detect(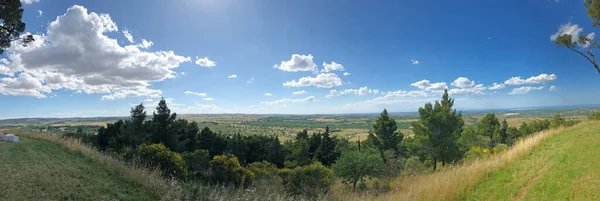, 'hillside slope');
0,136,156,200
462,122,600,200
